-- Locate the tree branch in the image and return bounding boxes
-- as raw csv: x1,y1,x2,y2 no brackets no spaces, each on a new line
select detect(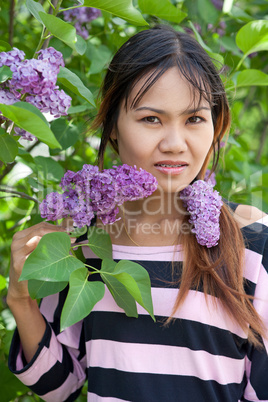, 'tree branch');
9,0,15,47
0,186,38,203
